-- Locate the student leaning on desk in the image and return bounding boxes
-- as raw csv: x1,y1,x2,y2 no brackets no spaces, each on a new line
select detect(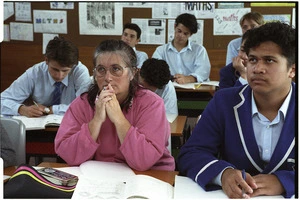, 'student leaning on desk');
54,40,175,171
178,22,295,198
152,13,211,84
0,36,91,117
